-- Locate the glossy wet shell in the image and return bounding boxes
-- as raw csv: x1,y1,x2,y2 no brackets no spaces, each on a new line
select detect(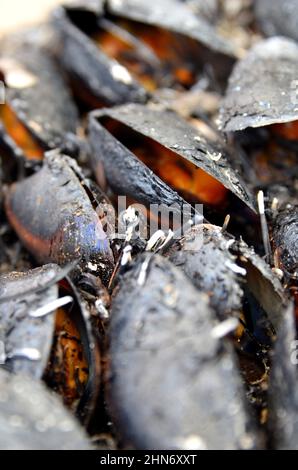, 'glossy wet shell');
5,151,114,282
0,265,58,378
89,104,255,211
109,254,257,450
166,224,244,319
219,37,298,132
53,6,148,106
255,0,298,42
0,29,79,151
0,369,91,450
